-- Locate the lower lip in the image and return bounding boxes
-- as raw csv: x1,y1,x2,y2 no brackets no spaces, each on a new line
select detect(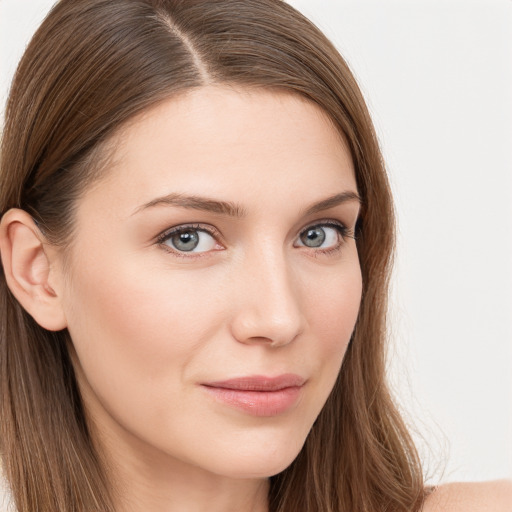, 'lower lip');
201,385,303,416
